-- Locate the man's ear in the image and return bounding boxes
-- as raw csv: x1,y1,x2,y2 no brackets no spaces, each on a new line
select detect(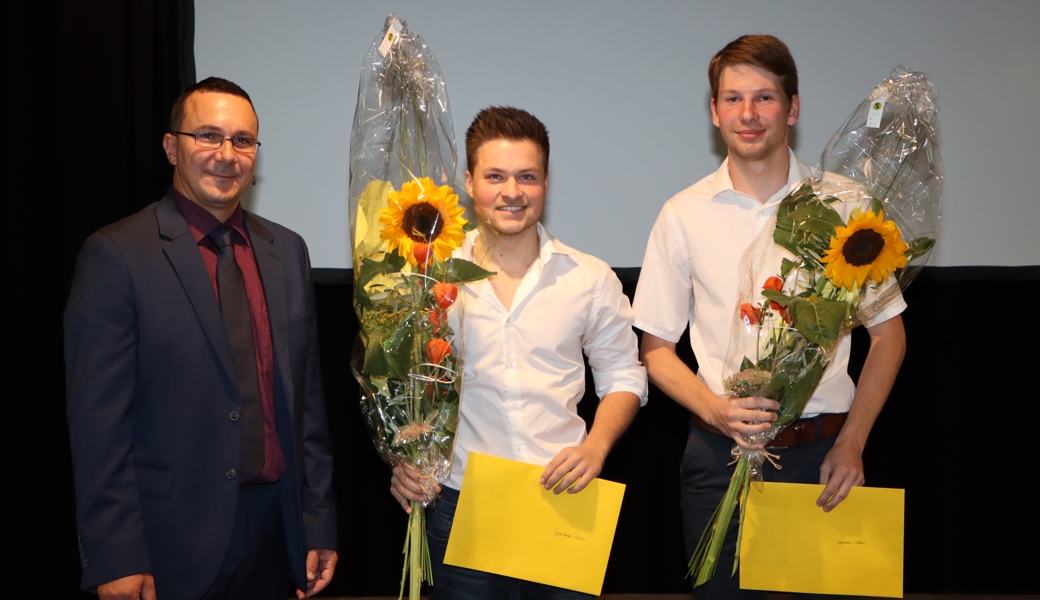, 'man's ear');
787,94,800,126
162,133,178,165
710,97,720,128
464,170,473,197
